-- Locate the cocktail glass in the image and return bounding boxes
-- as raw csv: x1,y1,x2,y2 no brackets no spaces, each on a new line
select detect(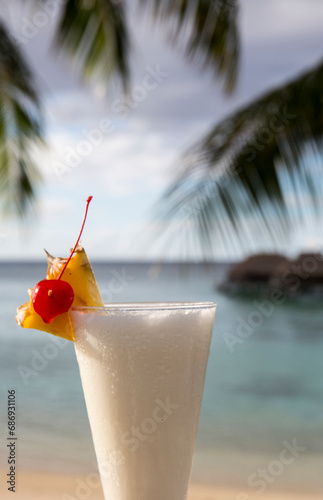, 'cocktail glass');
70,302,216,500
